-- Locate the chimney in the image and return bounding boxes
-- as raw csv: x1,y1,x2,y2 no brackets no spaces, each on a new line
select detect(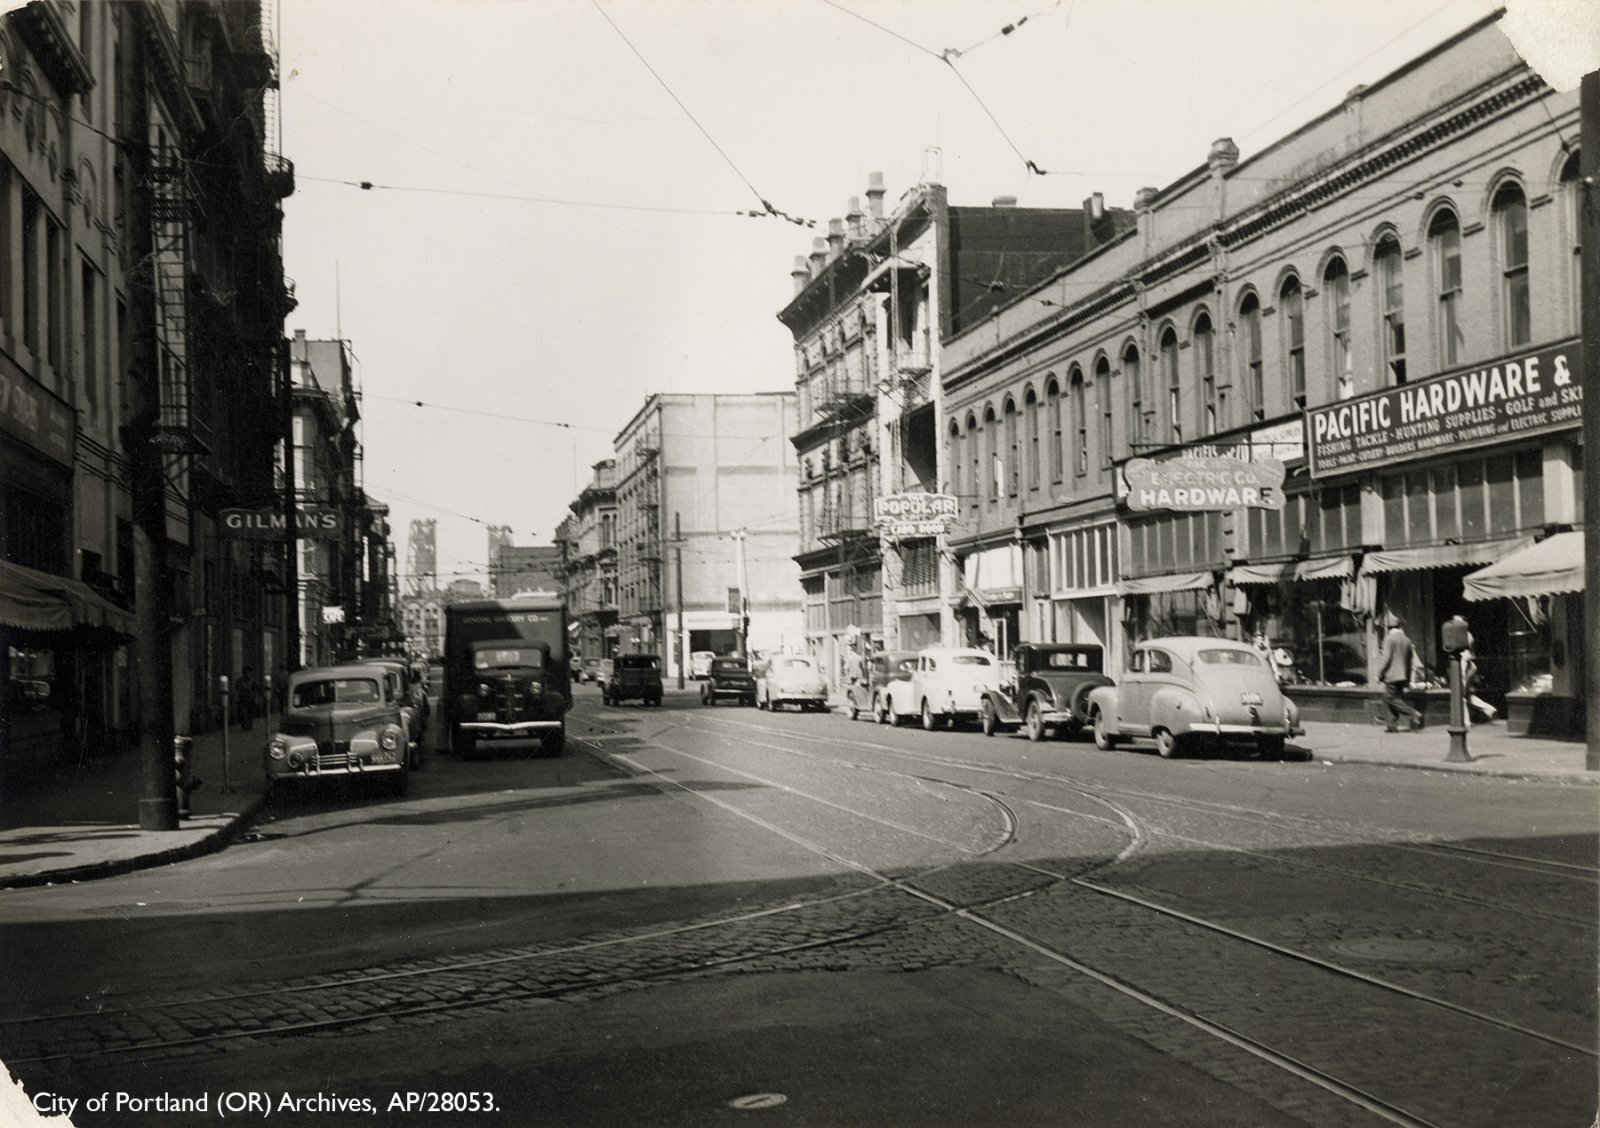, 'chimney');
866,171,886,220
1134,187,1159,253
827,218,846,257
1083,192,1113,245
809,237,827,275
991,195,1018,208
846,196,865,238
791,255,811,295
1207,137,1239,221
